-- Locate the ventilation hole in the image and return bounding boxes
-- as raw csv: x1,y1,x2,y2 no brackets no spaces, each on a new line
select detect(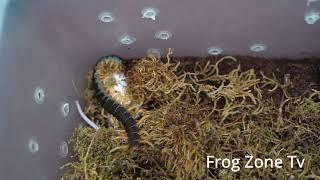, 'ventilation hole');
28,138,39,154
59,141,68,158
250,43,267,52
155,30,172,40
147,48,161,57
207,46,223,55
304,11,320,24
61,102,70,117
119,35,136,45
34,87,45,104
98,11,115,23
141,7,159,20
